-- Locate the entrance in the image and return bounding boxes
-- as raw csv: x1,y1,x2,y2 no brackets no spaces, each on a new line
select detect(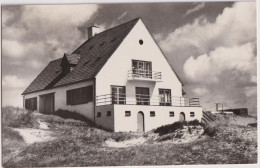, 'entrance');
39,93,55,114
179,112,185,121
137,111,145,132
